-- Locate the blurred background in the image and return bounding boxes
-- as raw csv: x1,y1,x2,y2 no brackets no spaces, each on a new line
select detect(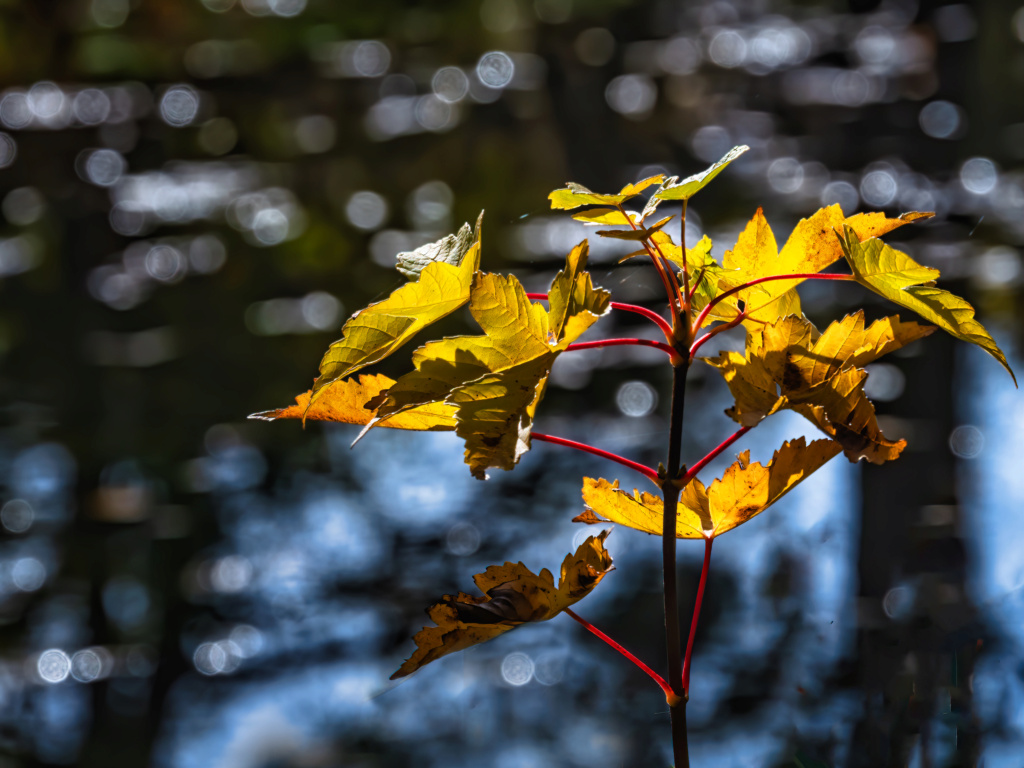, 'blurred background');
0,0,1022,766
